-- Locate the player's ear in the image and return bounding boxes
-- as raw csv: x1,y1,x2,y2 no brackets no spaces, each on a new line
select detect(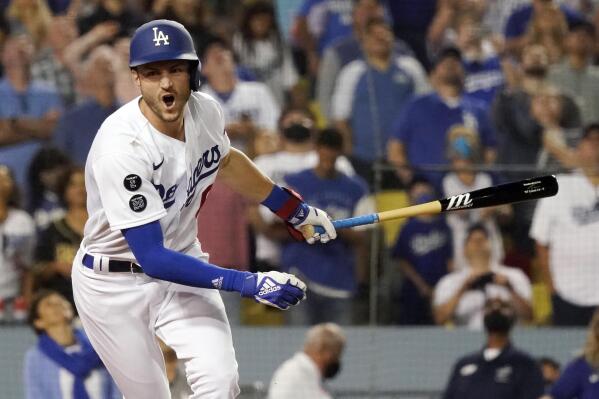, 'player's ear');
131,68,140,88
